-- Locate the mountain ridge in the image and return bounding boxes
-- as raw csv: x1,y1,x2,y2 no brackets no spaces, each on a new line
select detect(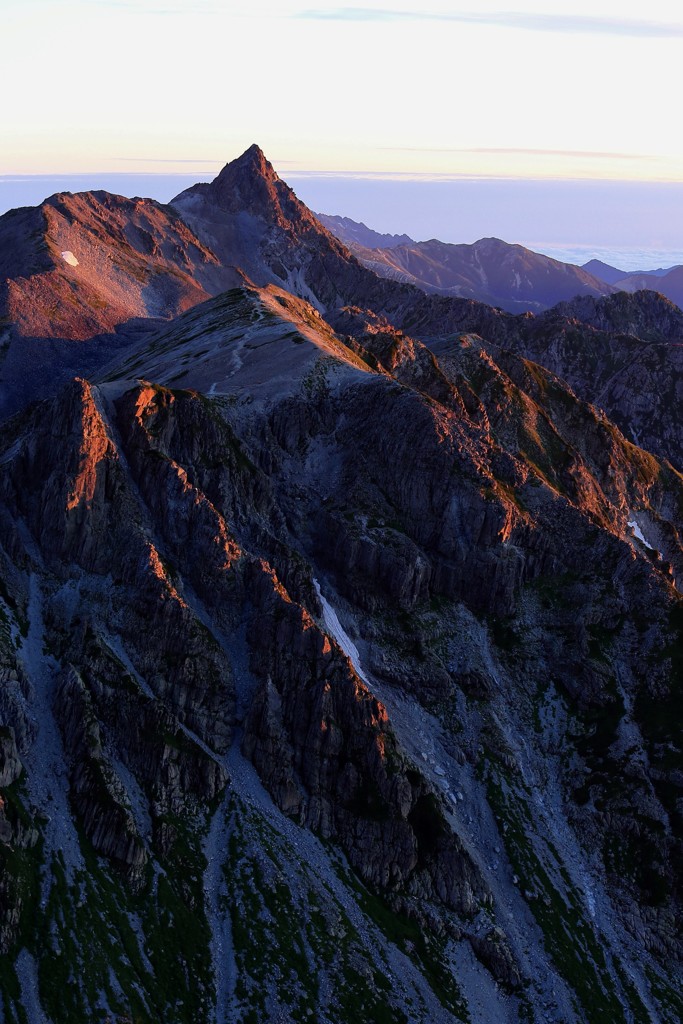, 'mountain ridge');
316,212,414,250
318,214,618,312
